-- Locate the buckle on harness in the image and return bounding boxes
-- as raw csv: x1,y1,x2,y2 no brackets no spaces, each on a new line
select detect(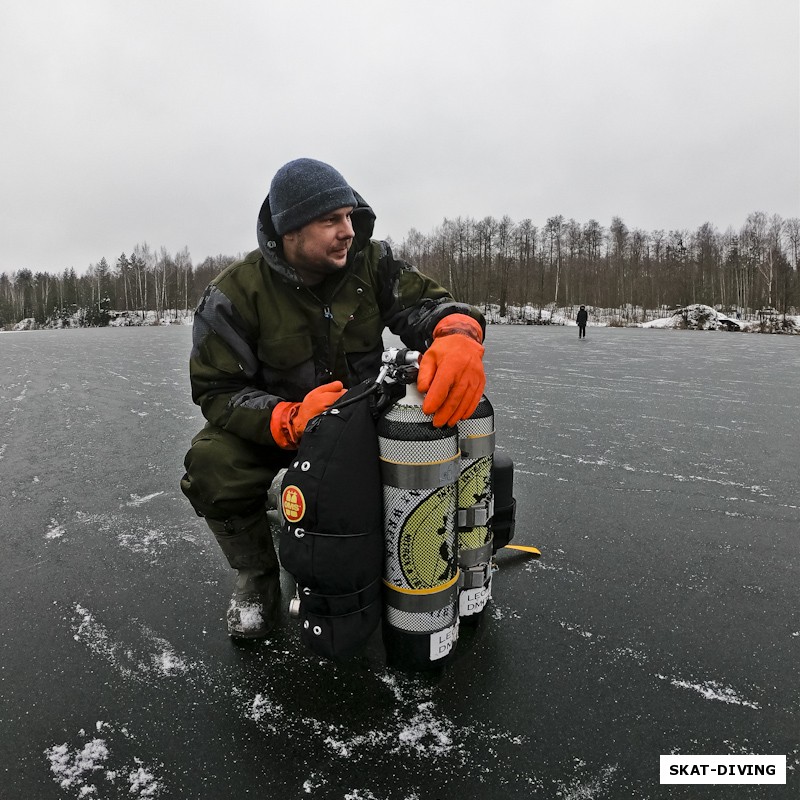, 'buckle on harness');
458,495,495,529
